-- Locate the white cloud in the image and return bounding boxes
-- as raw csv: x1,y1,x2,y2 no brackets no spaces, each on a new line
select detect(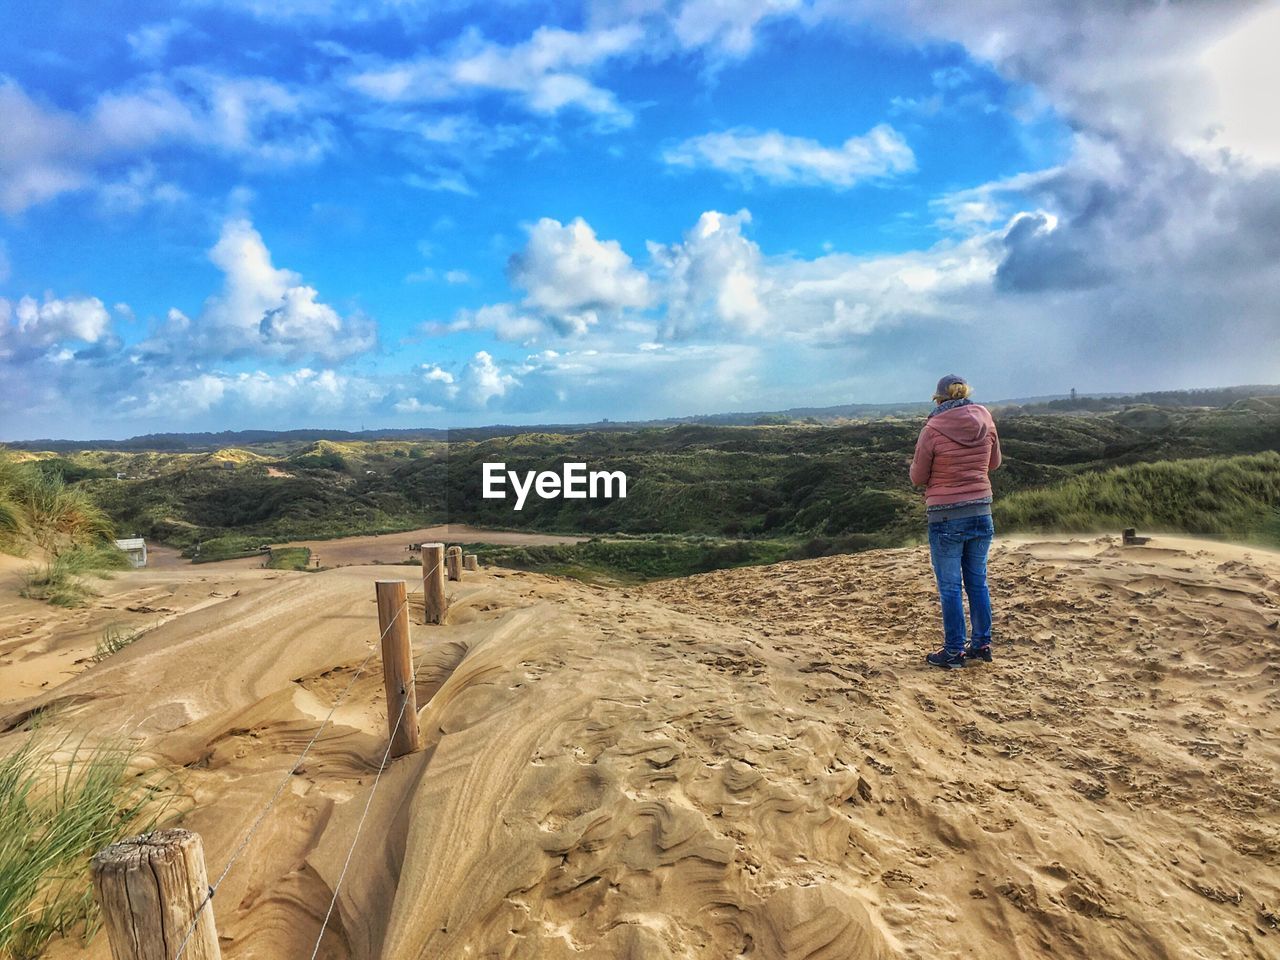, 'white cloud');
395,351,519,412
403,172,475,196
162,217,376,361
639,205,1003,344
0,78,89,214
509,217,651,327
670,0,804,56
1,294,112,355
259,286,347,349
0,72,331,213
765,233,998,341
348,25,640,124
96,164,187,215
421,364,455,384
394,397,443,414
126,19,192,62
664,124,915,187
137,367,381,416
840,1,1263,160
585,0,805,60
466,350,518,405
1200,4,1280,165
443,302,546,343
443,269,471,284
649,209,768,337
